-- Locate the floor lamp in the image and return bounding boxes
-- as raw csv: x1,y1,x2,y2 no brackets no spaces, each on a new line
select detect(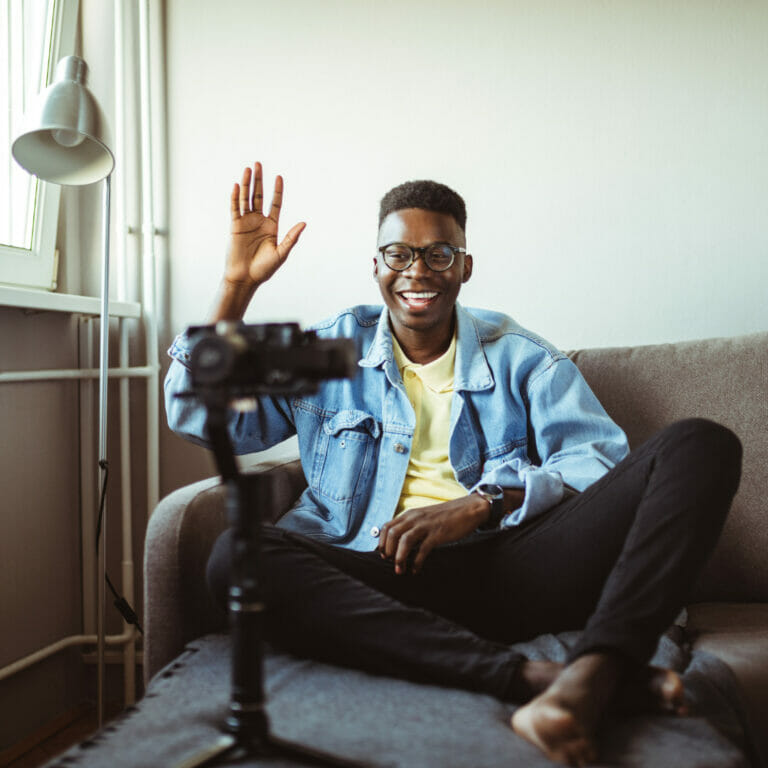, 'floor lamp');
12,55,115,726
